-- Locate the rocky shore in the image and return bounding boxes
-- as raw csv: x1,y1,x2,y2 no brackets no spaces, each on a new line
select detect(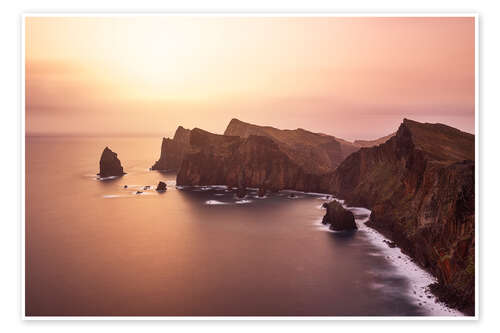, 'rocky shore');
148,118,475,314
327,119,475,315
